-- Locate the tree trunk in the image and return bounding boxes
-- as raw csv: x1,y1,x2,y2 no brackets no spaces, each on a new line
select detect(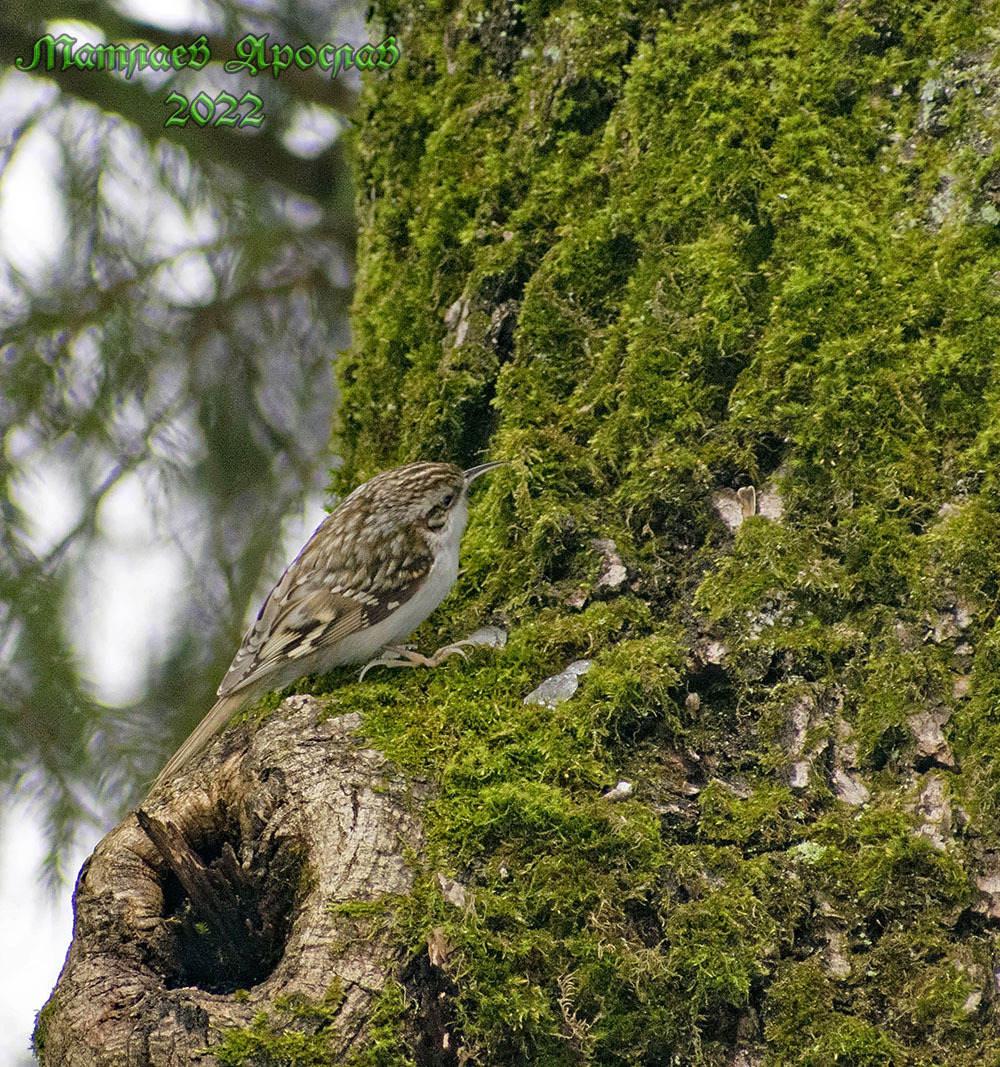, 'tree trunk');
40,1,1000,1064
36,698,432,1064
